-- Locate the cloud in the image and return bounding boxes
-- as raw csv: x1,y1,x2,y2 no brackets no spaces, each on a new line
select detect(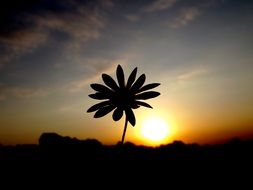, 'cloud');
100,0,114,8
177,68,207,81
57,105,77,113
9,87,48,98
168,7,200,28
66,76,96,93
166,0,226,28
0,84,48,100
0,95,6,101
0,1,108,69
65,58,126,93
0,28,48,63
125,15,141,22
143,0,178,12
35,9,104,41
